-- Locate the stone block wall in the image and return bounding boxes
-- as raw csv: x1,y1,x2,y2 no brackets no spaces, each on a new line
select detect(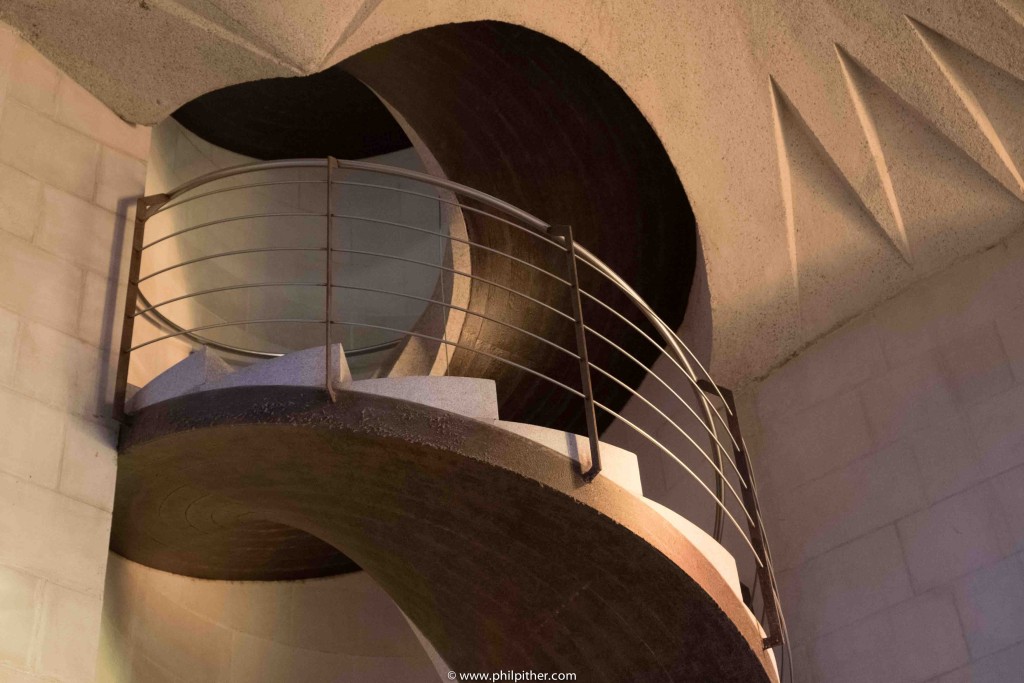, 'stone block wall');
738,229,1024,682
96,555,439,682
0,25,149,682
